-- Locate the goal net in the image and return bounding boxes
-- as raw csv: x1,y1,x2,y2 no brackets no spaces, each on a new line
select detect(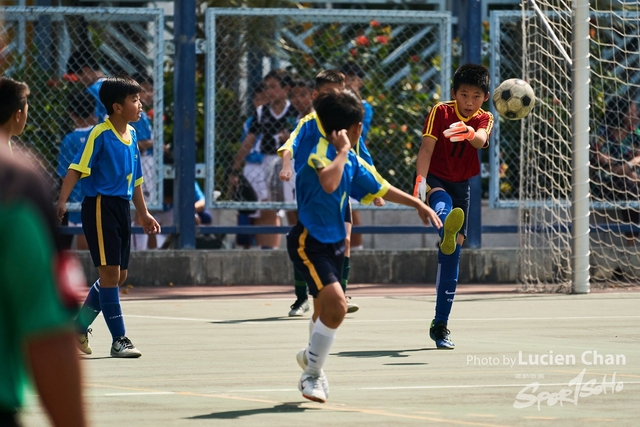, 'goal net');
519,0,640,291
